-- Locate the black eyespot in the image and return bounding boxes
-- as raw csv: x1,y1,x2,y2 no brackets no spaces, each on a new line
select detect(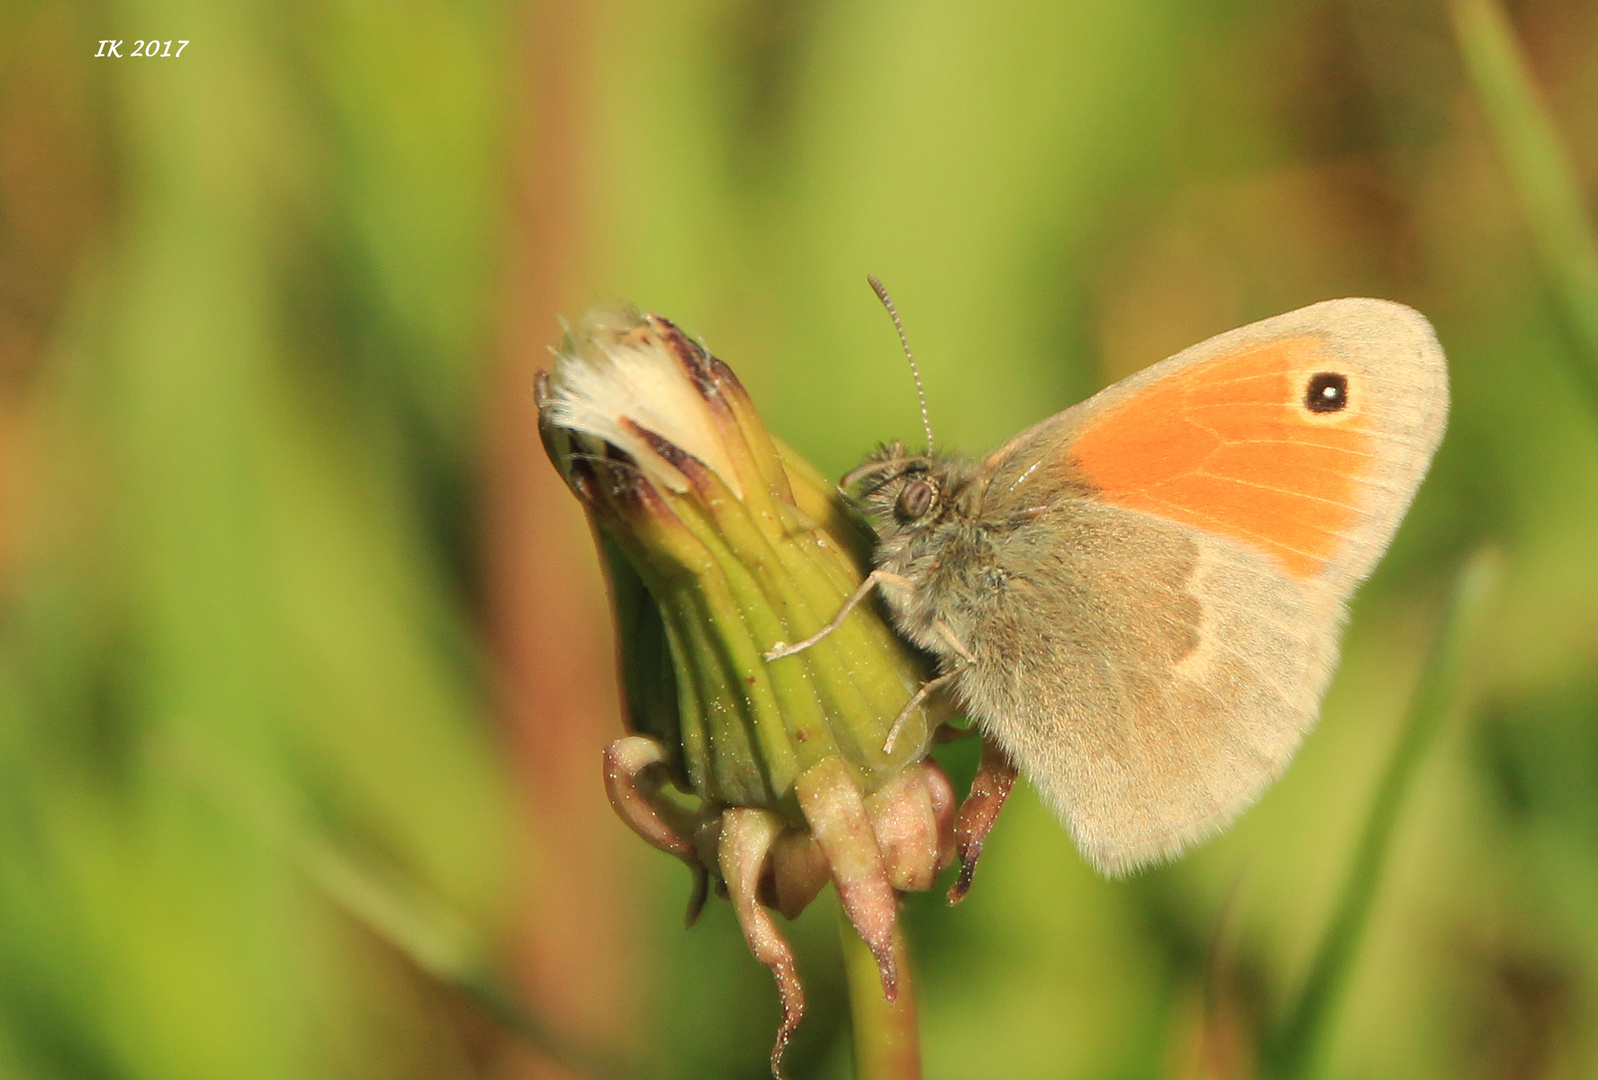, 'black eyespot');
896,479,935,521
1305,372,1348,413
